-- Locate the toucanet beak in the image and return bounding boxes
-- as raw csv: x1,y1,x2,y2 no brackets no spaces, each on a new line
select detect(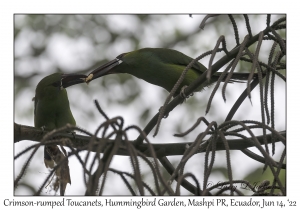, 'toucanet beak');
85,52,128,83
85,59,120,83
61,73,87,88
